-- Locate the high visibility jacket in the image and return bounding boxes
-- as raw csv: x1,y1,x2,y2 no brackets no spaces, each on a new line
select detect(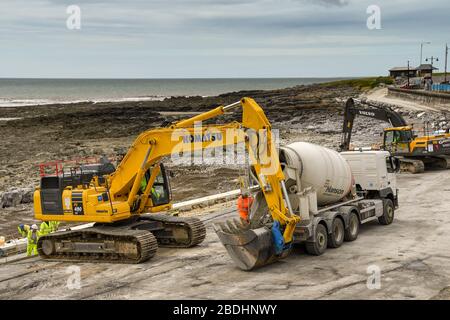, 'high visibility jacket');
27,244,37,256
140,178,147,193
40,221,52,236
26,230,39,256
237,195,253,221
151,187,160,200
27,230,39,245
18,225,29,238
141,177,160,200
142,178,160,202
50,221,60,232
